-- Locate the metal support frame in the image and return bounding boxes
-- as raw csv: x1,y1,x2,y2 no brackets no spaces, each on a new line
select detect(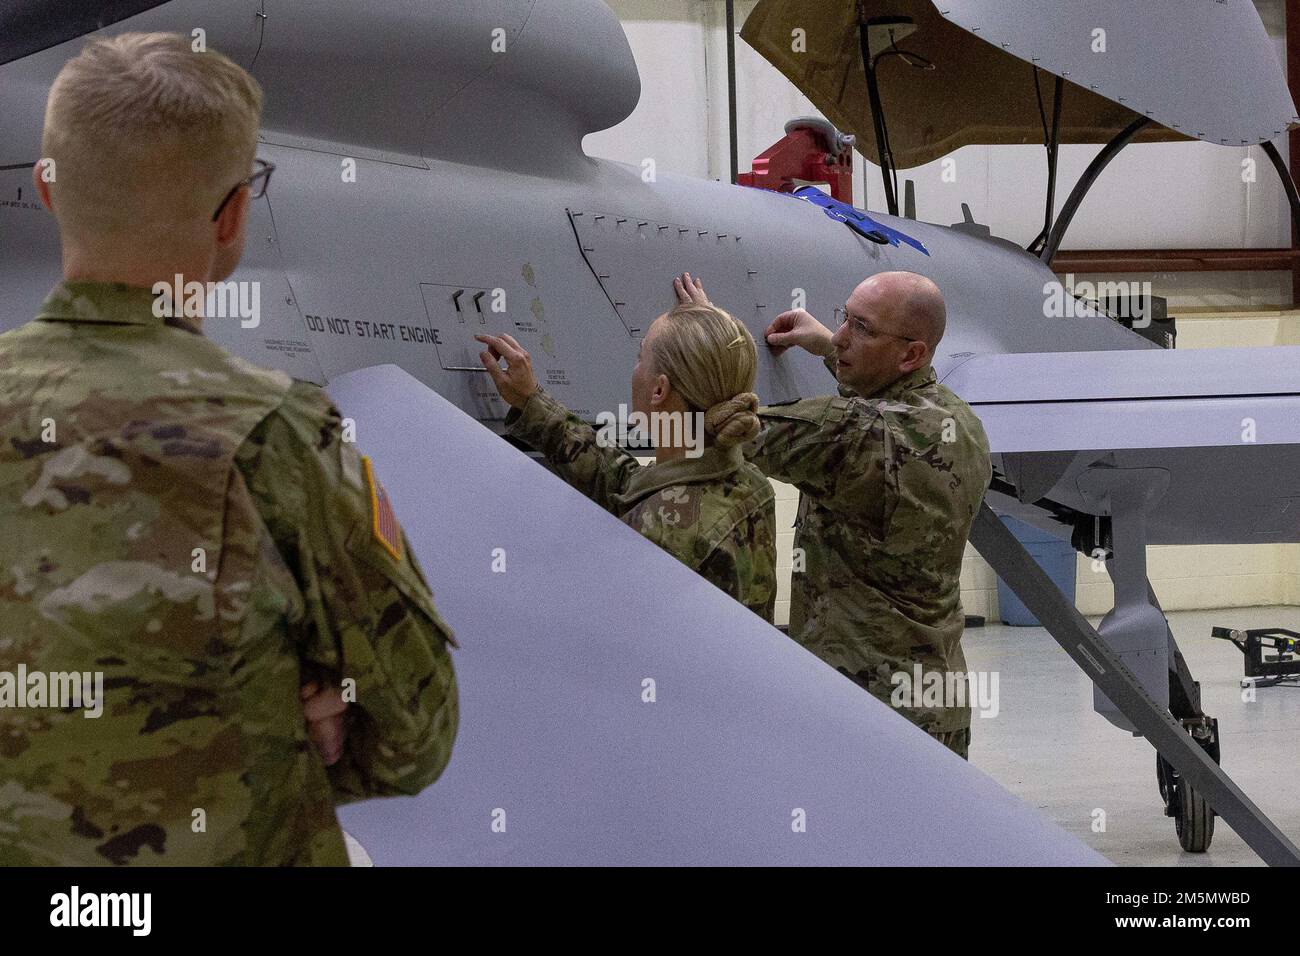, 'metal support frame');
1028,72,1064,255
969,502,1300,866
1040,116,1151,264
858,19,899,217
1049,143,1300,295
1262,139,1300,238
